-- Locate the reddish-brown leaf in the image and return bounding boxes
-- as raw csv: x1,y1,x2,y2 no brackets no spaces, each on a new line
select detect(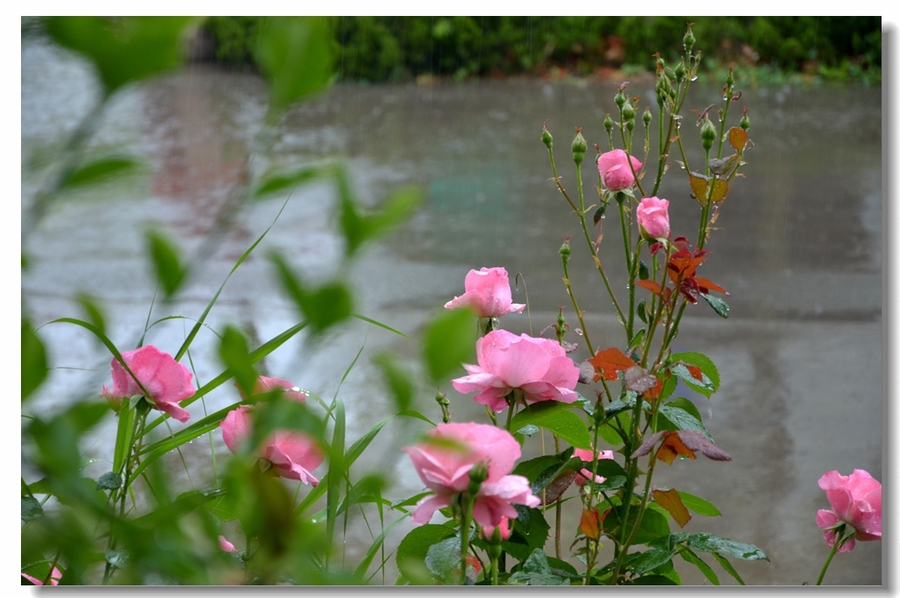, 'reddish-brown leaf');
635,279,662,295
677,430,732,461
653,488,692,528
542,470,577,505
588,347,637,381
694,276,728,295
685,364,704,383
688,171,709,204
709,178,730,203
